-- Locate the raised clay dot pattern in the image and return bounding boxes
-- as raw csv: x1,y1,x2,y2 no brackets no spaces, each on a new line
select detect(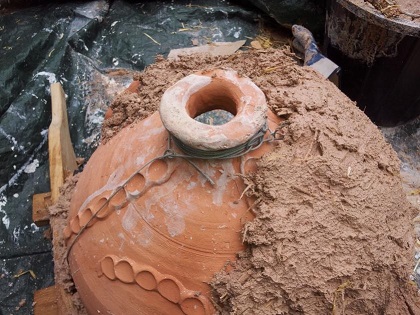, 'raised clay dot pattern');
64,160,174,242
99,255,211,315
